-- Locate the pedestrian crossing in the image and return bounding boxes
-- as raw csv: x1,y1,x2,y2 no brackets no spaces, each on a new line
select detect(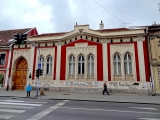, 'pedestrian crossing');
0,99,47,119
